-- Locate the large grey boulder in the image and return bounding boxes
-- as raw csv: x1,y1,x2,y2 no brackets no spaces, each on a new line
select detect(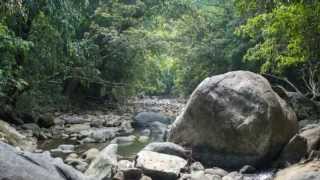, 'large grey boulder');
135,150,188,180
0,142,85,180
168,71,298,168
